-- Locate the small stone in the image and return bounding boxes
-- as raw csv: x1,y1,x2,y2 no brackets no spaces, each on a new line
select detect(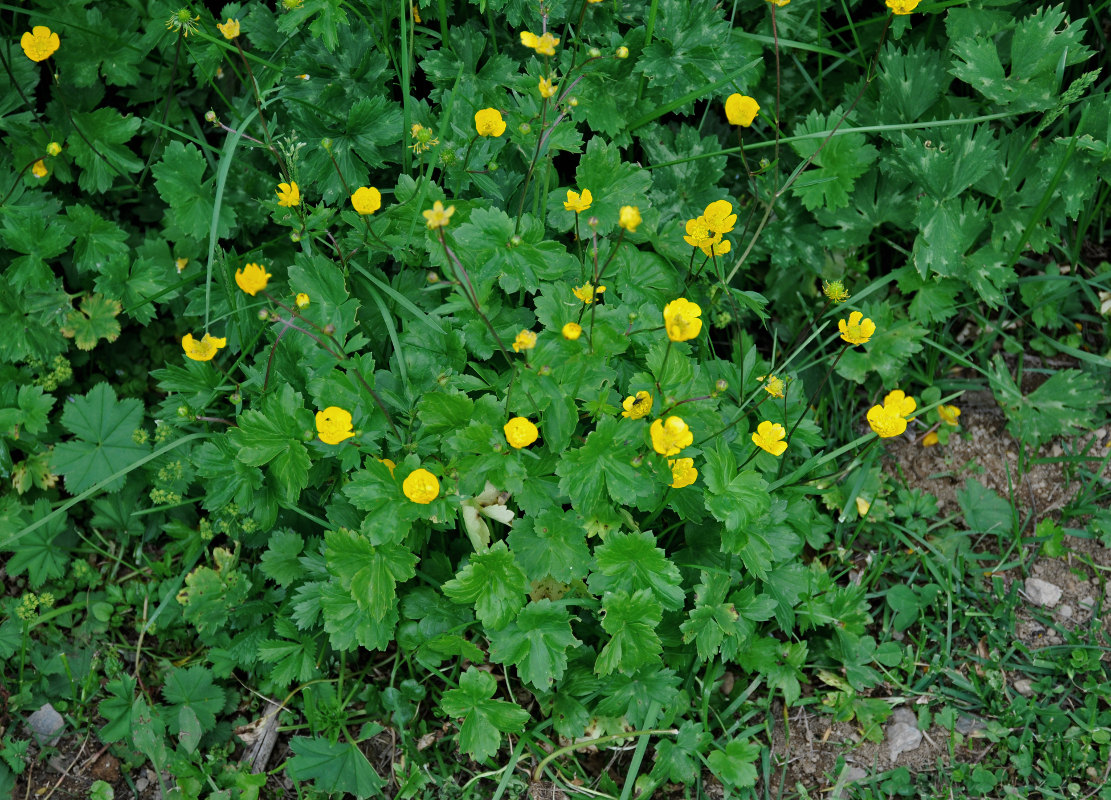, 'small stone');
886,721,923,761
1025,577,1063,607
1014,679,1034,697
1080,596,1096,611
136,777,149,793
955,714,987,735
891,706,916,725
27,703,65,746
831,765,868,799
1058,604,1073,619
